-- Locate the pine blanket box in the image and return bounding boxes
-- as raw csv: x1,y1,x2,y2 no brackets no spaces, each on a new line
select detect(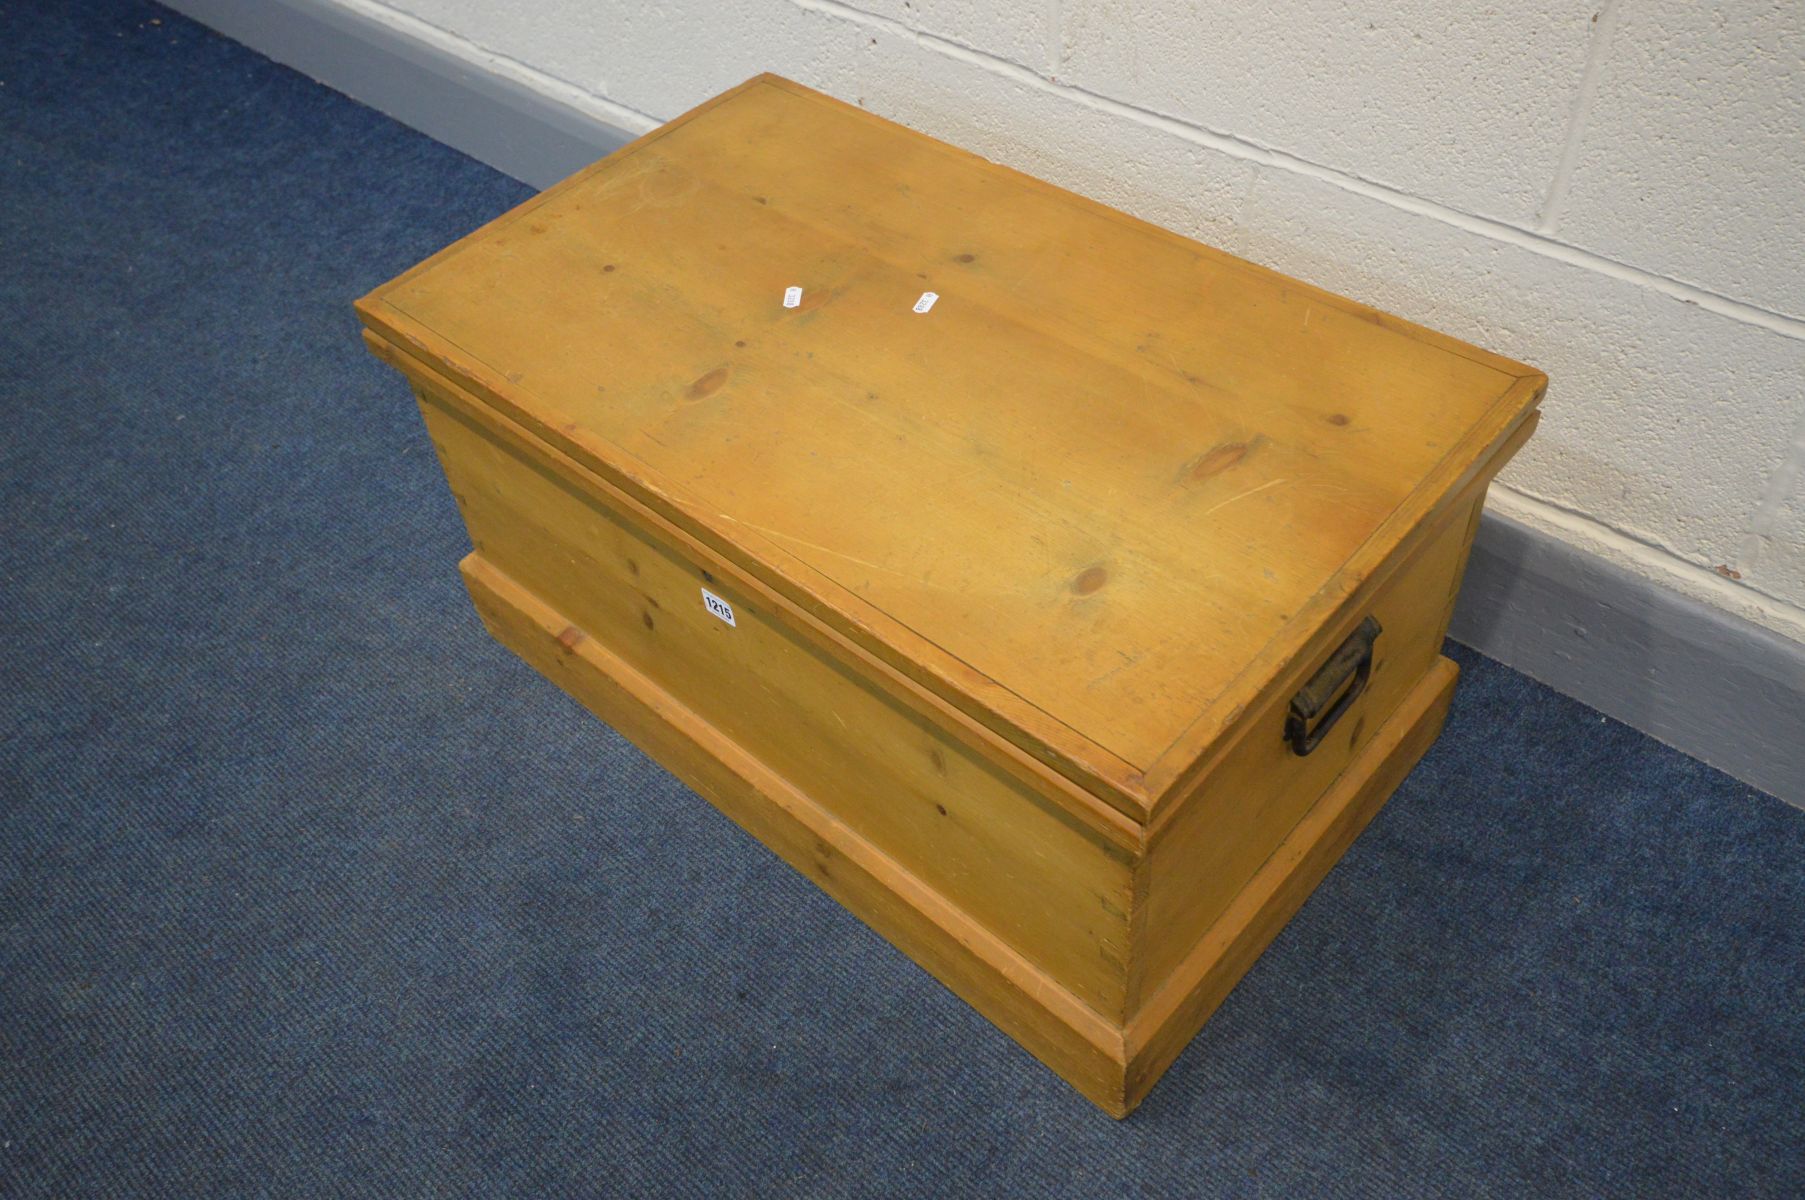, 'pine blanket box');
355,74,1543,1117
